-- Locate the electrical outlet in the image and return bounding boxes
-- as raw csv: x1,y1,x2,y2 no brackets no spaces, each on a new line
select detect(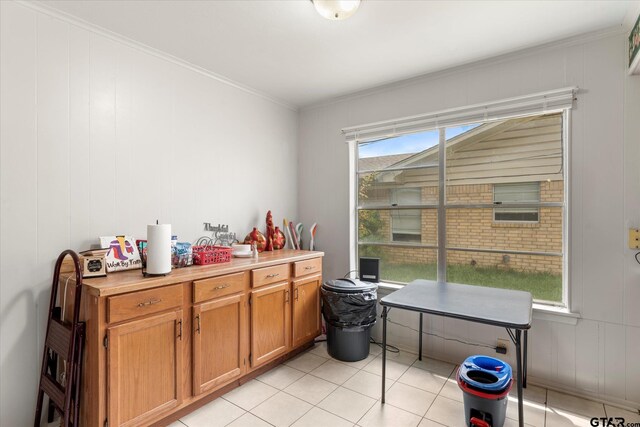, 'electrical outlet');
629,228,640,249
496,338,509,355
